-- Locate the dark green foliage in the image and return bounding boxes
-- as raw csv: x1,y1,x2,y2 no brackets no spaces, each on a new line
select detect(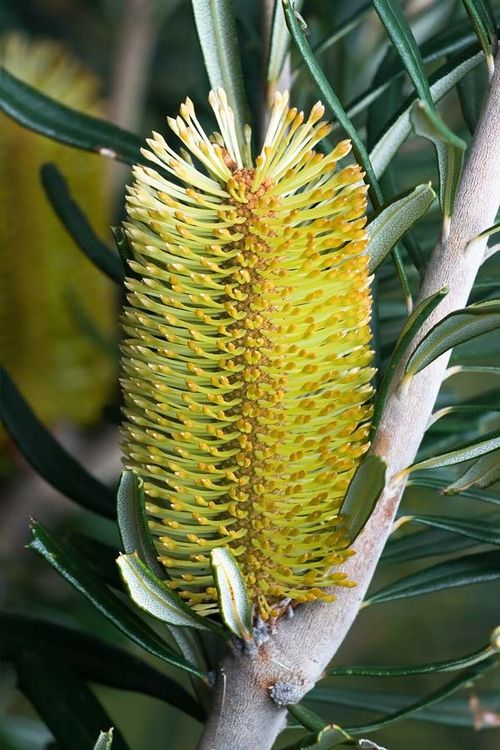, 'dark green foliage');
0,369,116,518
366,550,500,604
329,641,497,678
40,164,124,284
0,68,143,163
29,522,204,678
283,0,411,304
381,524,482,564
0,614,205,721
371,289,448,435
117,471,163,577
310,657,499,731
2,1,500,748
15,651,130,750
339,456,386,543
